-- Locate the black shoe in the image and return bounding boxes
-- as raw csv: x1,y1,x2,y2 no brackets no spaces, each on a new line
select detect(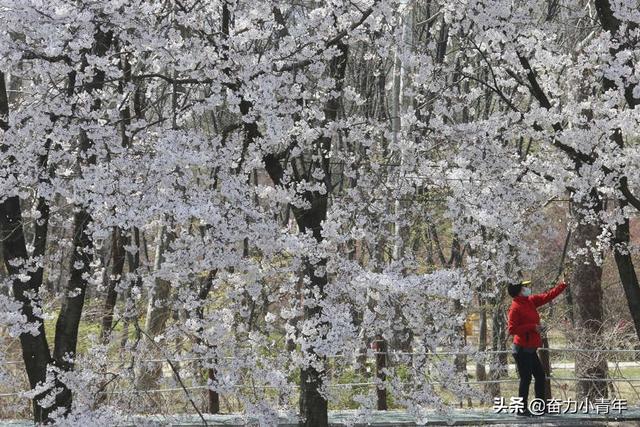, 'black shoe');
516,409,535,417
